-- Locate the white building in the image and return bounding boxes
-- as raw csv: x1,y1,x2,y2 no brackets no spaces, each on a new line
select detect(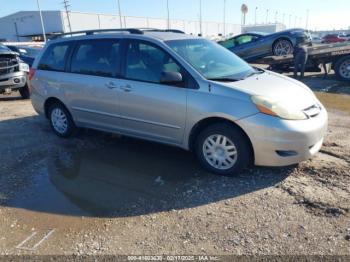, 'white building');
0,10,242,41
241,23,287,34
